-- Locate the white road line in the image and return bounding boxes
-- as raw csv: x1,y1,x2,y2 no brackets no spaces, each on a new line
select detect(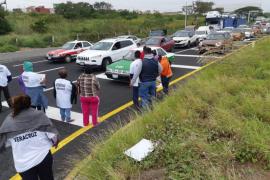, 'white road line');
1,101,91,127
12,67,64,79
171,64,200,70
174,47,198,54
13,60,48,67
